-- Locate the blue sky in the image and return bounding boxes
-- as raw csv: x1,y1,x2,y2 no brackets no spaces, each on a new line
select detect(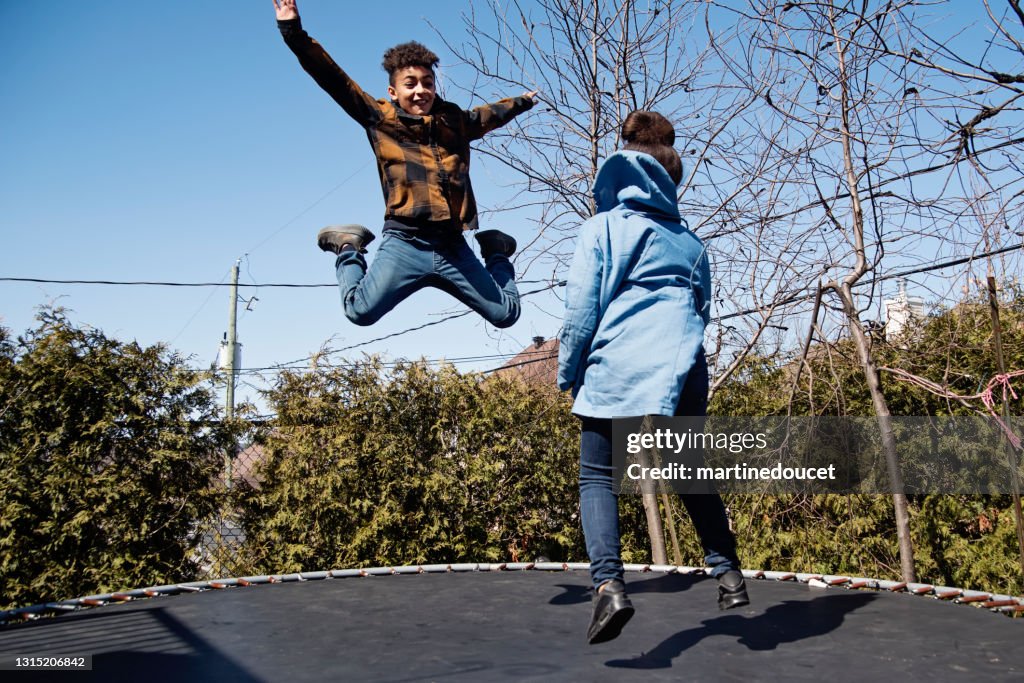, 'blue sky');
3,1,1020,415
1,1,561,410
